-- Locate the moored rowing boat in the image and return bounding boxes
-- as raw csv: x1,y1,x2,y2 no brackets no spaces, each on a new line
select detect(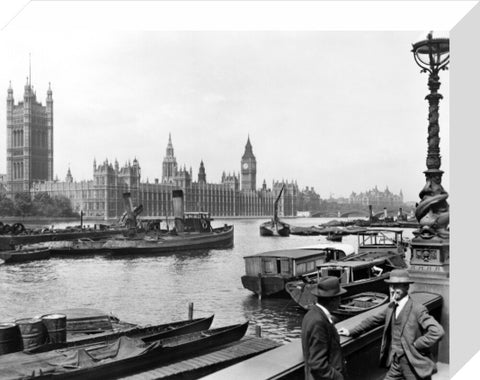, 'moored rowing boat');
0,321,249,379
